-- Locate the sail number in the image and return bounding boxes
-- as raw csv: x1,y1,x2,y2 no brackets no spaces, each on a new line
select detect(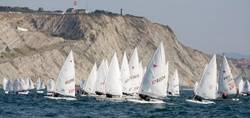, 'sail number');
151,75,165,85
